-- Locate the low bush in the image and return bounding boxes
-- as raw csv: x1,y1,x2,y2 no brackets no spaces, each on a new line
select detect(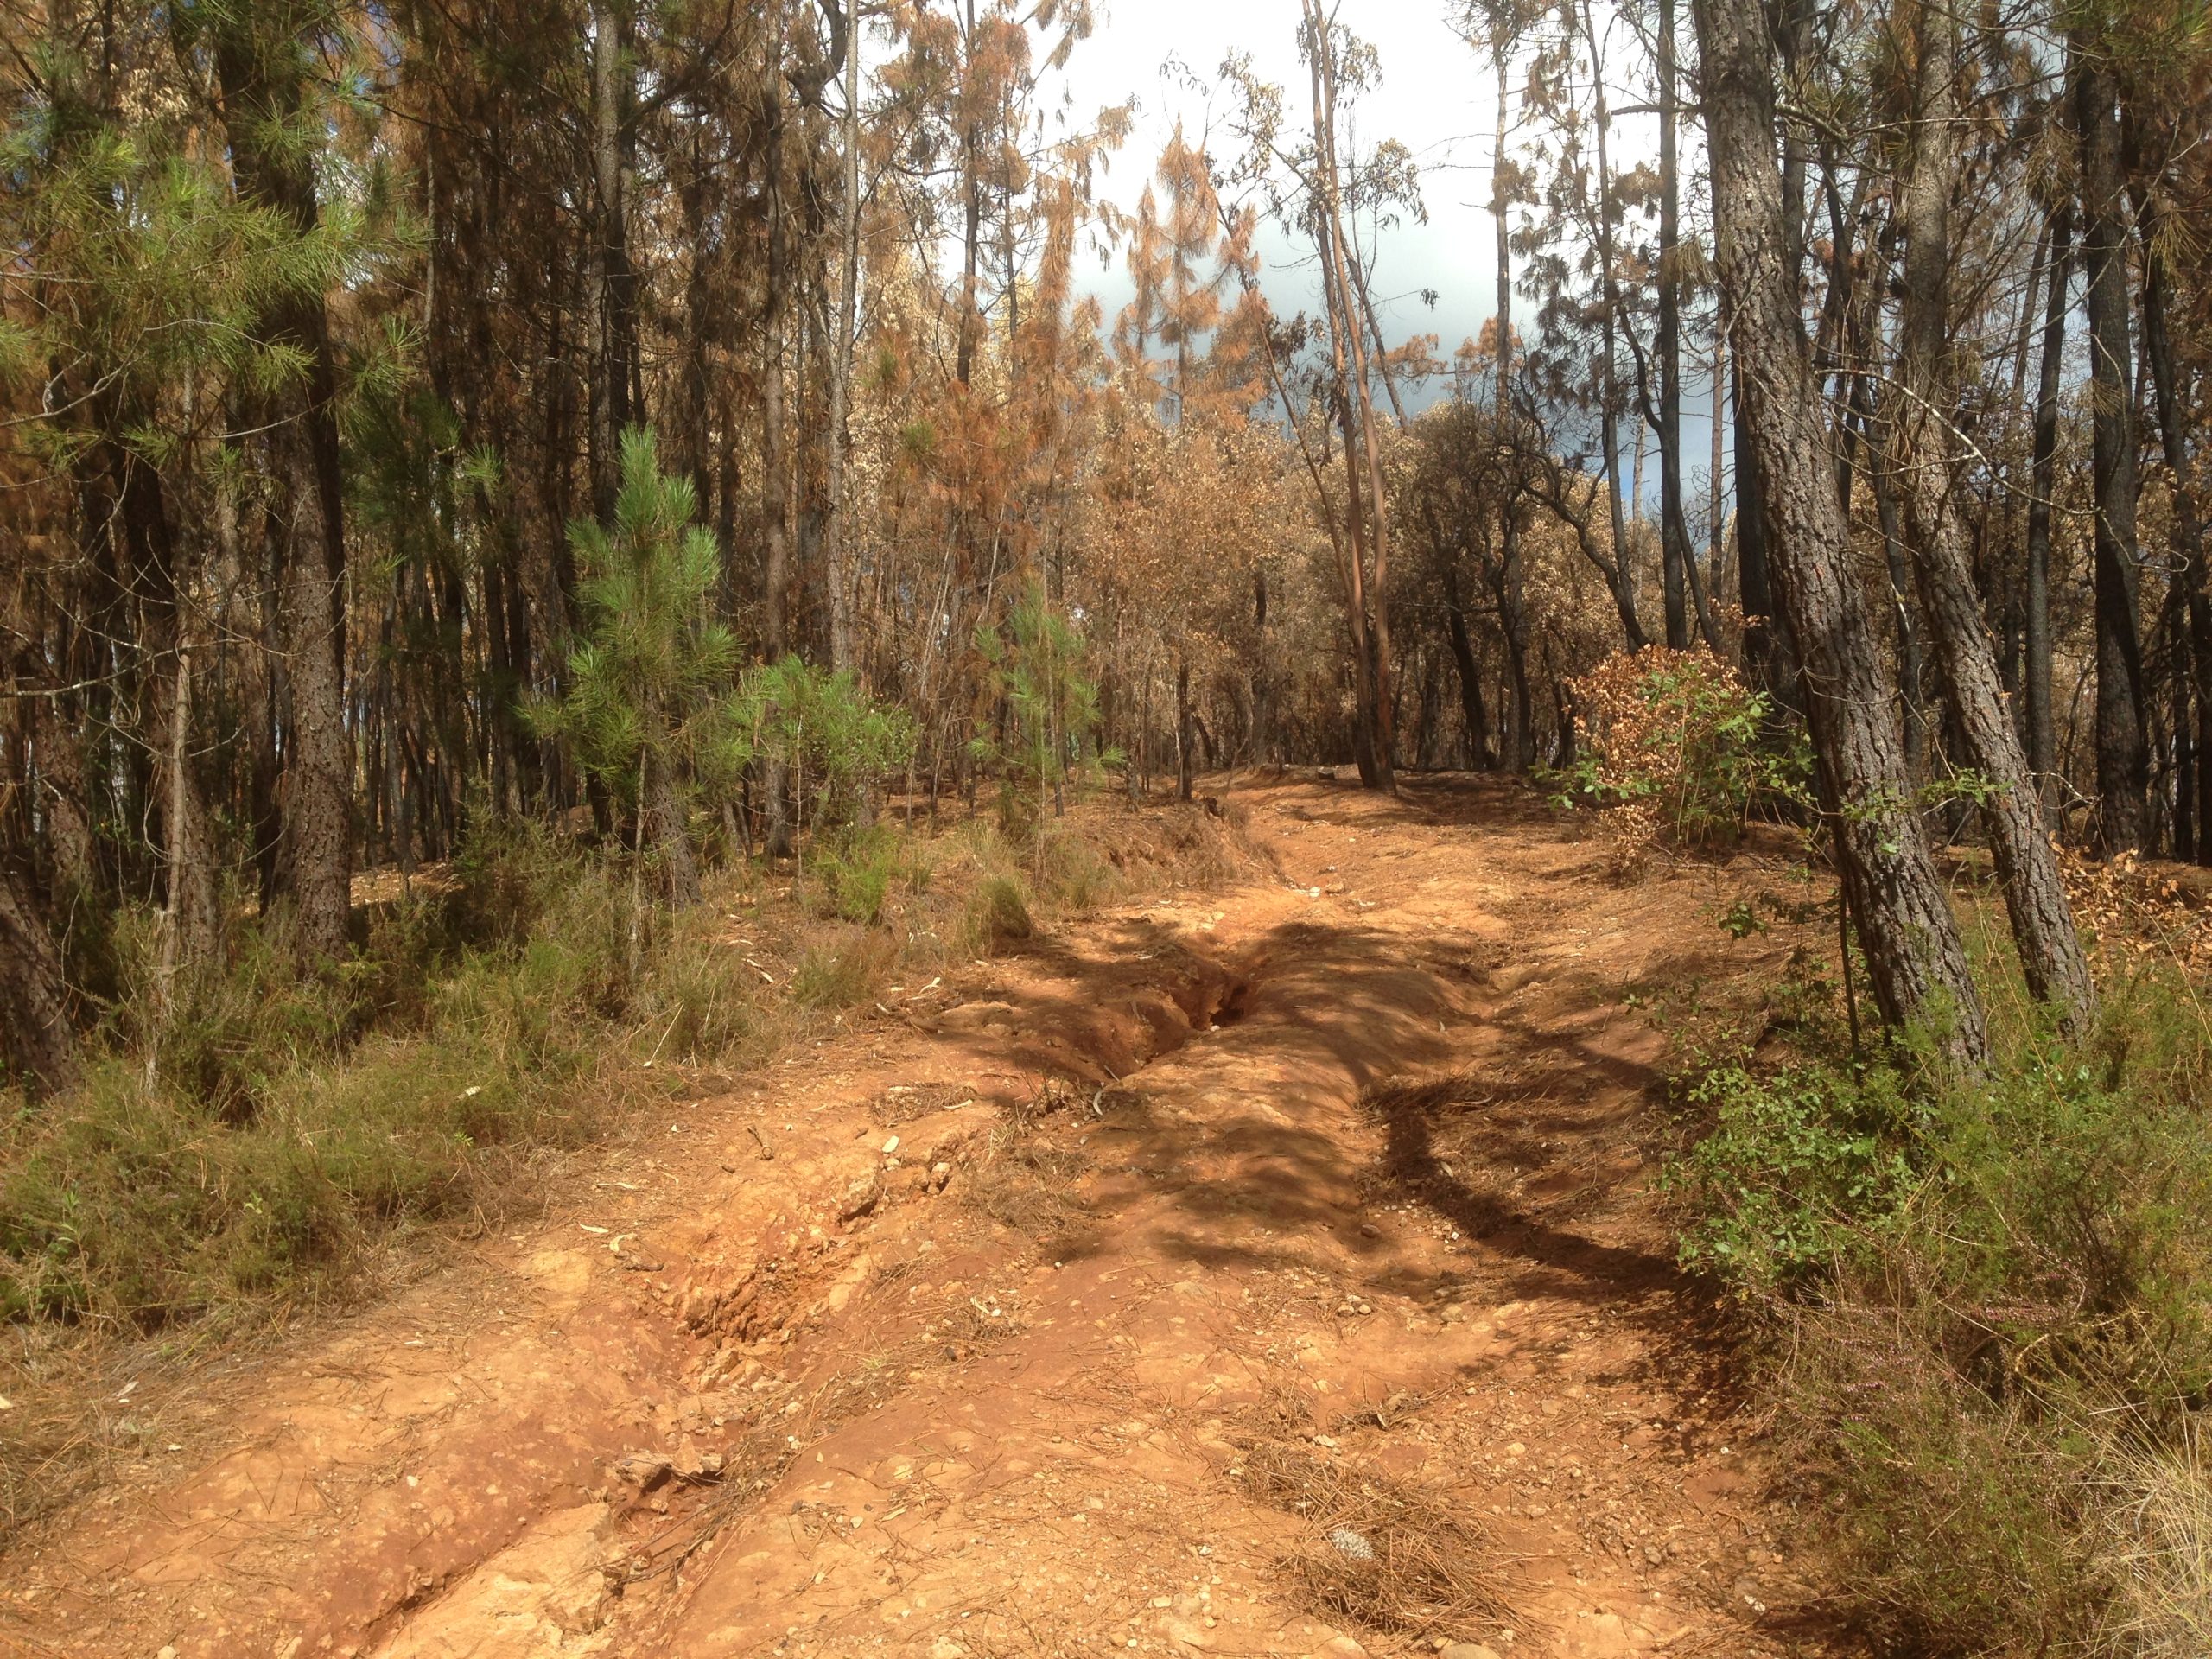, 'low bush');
1667,1057,1918,1295
1557,647,1805,873
0,830,789,1332
1672,949,2212,1656
812,824,911,926
790,926,893,1009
